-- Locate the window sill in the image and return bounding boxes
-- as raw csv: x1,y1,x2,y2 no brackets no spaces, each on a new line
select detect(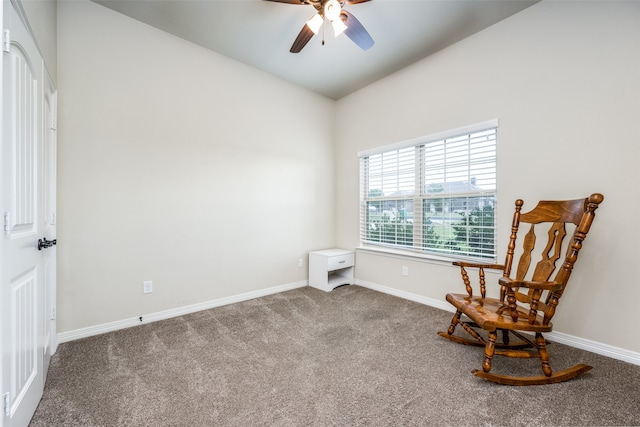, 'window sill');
356,245,498,268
